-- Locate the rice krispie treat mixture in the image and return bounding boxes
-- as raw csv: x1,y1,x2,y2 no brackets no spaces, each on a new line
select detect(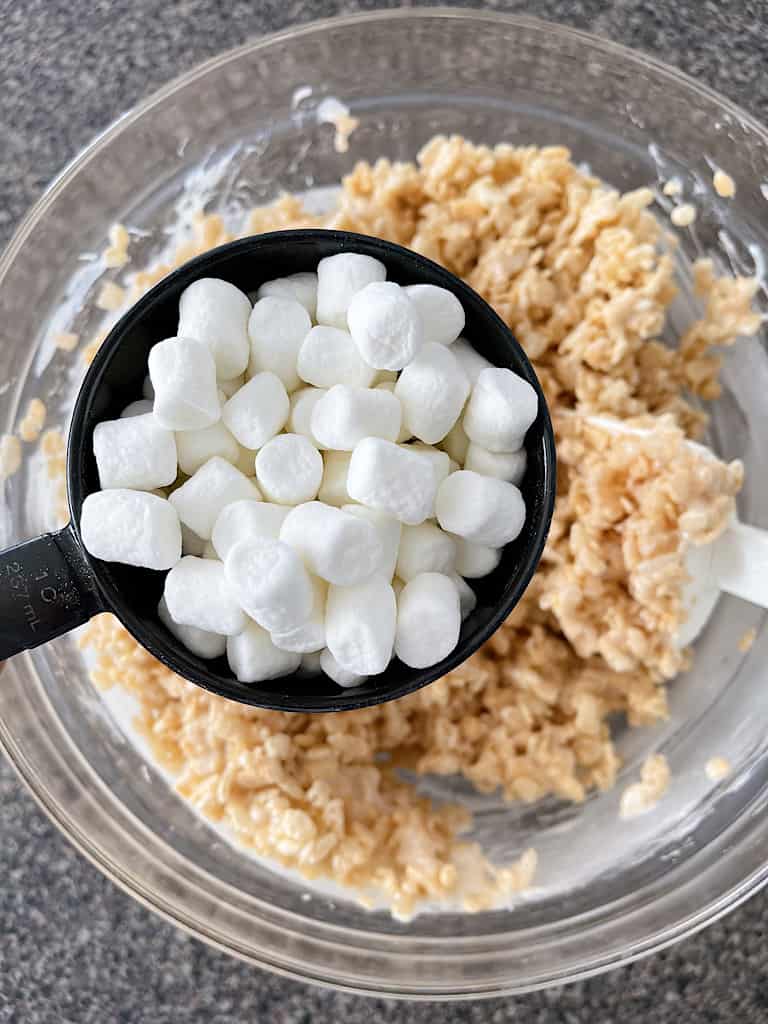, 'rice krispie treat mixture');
41,137,758,919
